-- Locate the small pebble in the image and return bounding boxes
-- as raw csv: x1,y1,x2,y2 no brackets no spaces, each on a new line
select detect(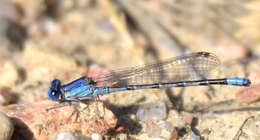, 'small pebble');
51,132,91,140
43,19,63,37
0,0,24,49
158,121,176,139
181,112,194,126
189,131,201,140
0,112,14,140
236,84,260,104
146,121,161,138
245,116,260,139
198,90,211,103
0,1,21,21
0,62,20,87
115,125,125,133
168,110,185,128
116,133,127,140
0,87,12,105
158,121,174,132
215,42,249,61
91,133,102,140
103,106,117,128
136,101,167,122
145,120,178,139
